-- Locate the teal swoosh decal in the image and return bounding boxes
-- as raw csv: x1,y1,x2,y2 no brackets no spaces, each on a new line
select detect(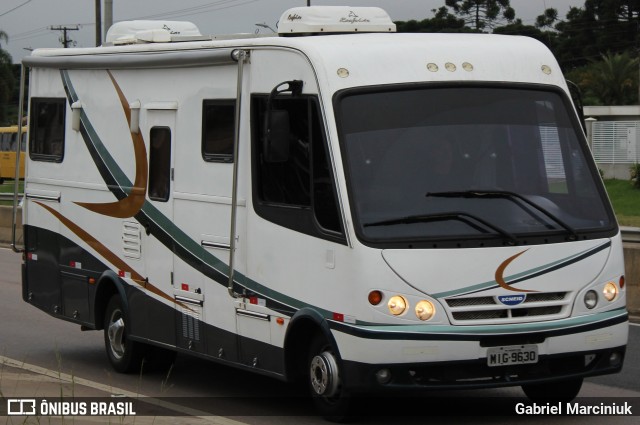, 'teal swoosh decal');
432,240,611,299
332,307,627,339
